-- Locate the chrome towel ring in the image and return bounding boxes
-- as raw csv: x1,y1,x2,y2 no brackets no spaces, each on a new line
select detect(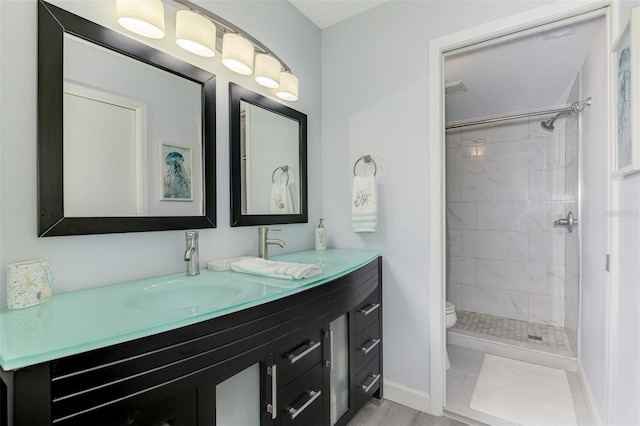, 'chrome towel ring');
272,165,290,184
353,155,377,177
